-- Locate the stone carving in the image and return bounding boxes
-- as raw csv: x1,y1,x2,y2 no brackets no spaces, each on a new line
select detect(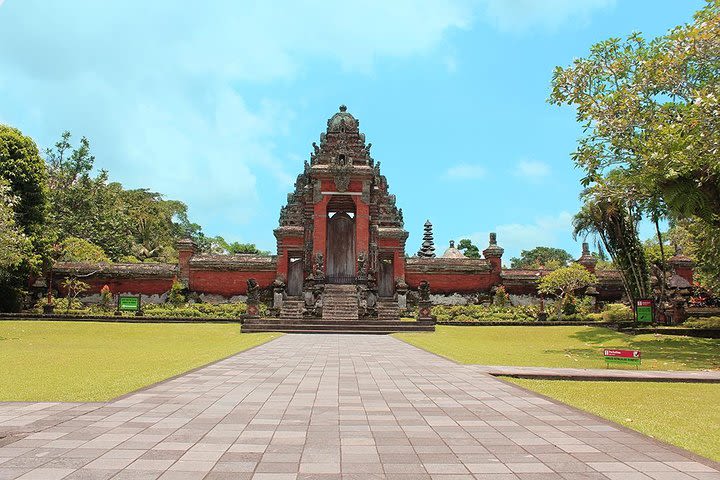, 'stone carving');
418,280,431,302
330,154,353,192
272,276,286,310
357,251,367,277
417,280,433,321
247,278,259,302
246,278,260,318
313,252,325,279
